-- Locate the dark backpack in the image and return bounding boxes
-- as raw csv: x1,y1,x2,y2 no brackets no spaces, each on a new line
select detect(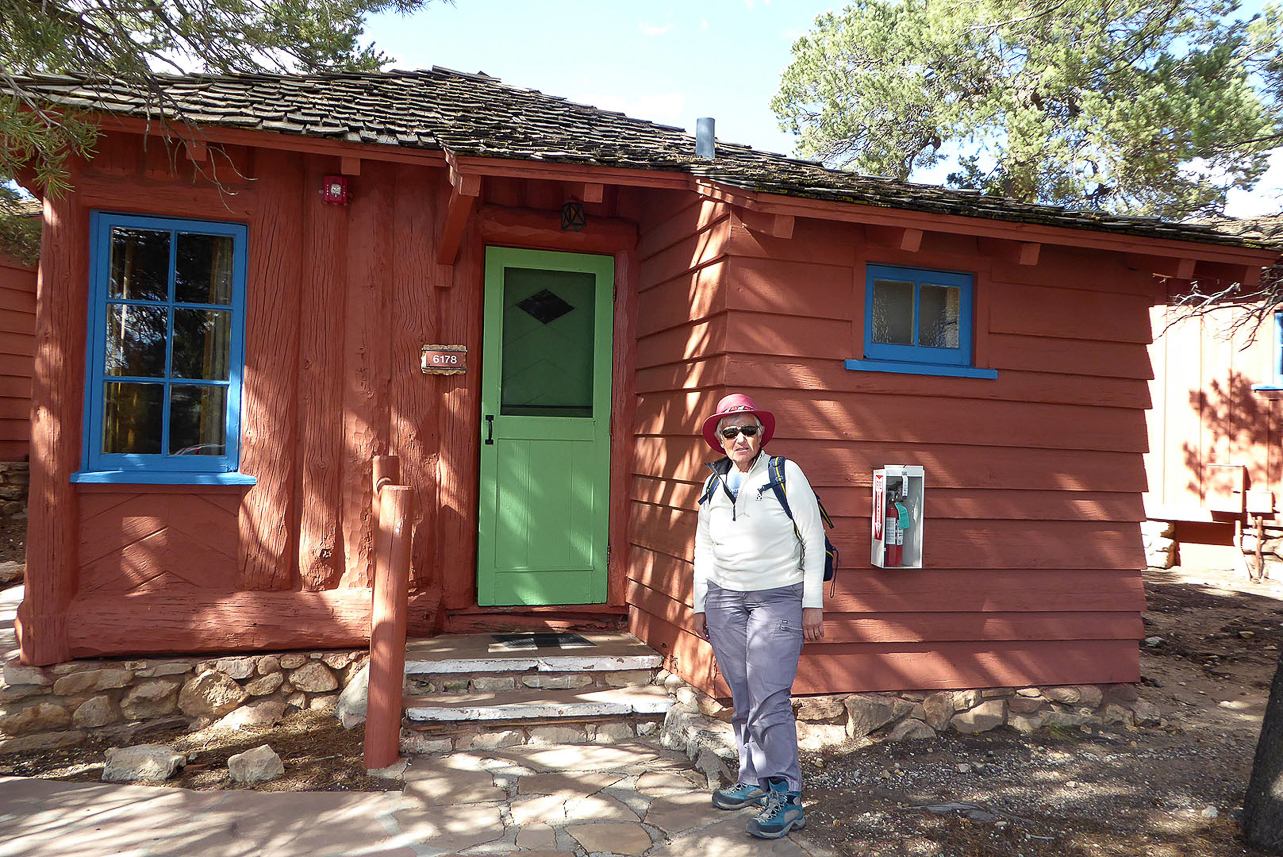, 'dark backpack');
699,455,839,597
764,456,839,597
